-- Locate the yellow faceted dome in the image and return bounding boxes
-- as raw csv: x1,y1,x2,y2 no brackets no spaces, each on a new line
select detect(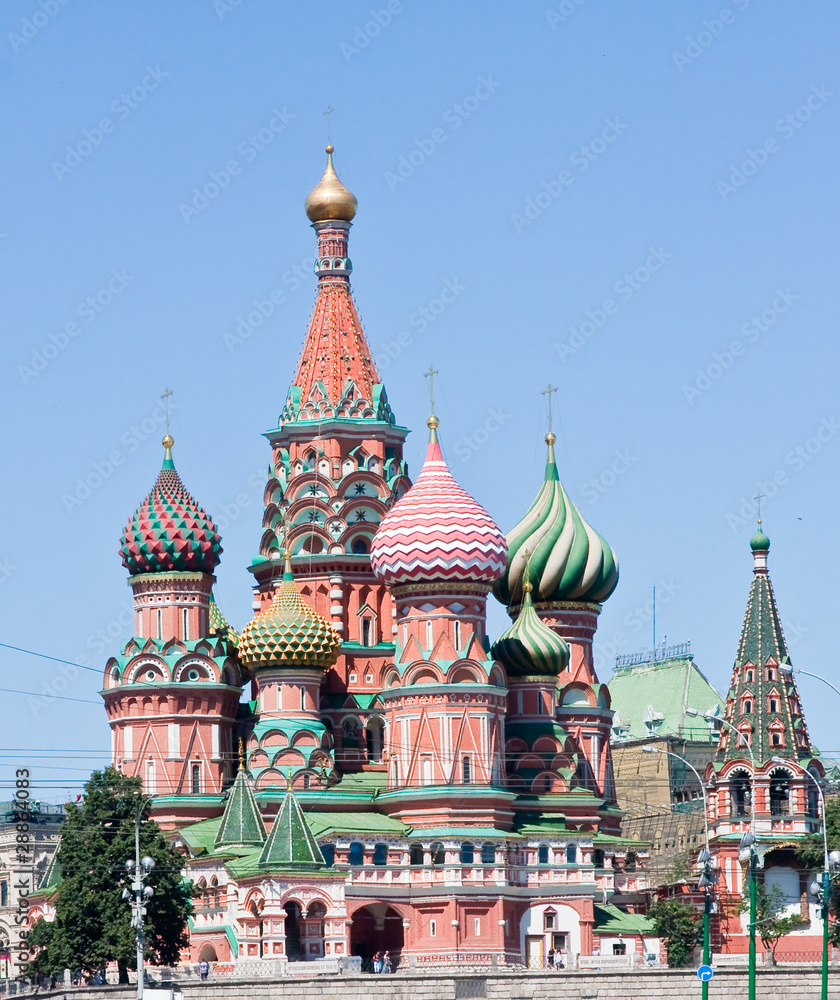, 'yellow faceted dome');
239,557,340,670
305,145,357,223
